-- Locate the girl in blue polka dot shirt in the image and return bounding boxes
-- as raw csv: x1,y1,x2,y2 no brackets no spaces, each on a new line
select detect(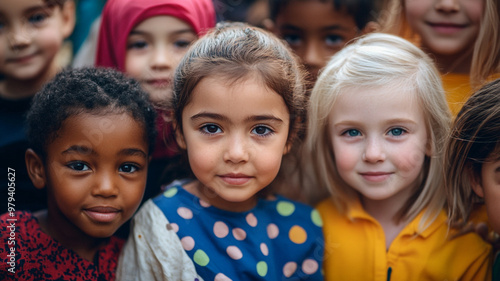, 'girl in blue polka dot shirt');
116,22,324,281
